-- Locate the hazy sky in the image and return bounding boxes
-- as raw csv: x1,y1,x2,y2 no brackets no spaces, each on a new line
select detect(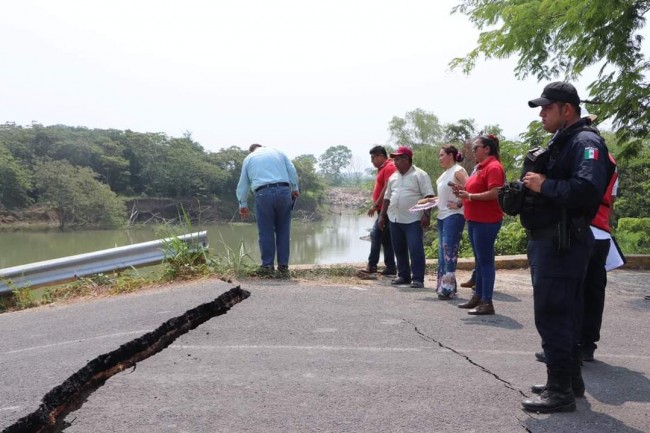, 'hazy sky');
0,0,639,165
